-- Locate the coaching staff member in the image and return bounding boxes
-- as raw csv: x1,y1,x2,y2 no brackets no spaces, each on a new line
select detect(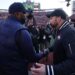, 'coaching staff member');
0,2,48,75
